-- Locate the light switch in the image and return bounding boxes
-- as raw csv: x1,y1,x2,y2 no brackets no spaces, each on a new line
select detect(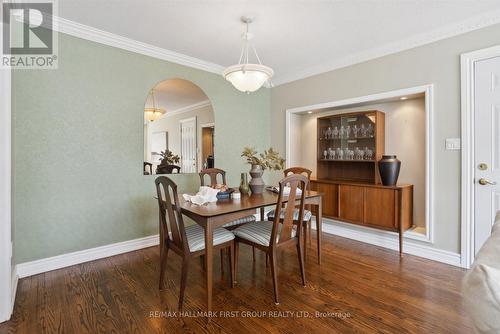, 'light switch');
445,138,461,150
